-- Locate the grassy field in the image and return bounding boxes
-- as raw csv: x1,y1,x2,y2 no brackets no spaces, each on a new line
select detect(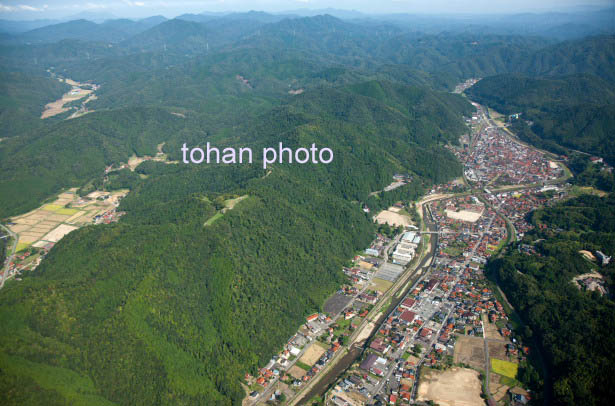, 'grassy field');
444,246,464,257
15,242,30,252
498,374,522,388
223,195,248,210
203,212,223,226
491,358,518,379
295,360,311,371
570,185,607,198
314,340,329,350
370,277,393,293
41,204,79,215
